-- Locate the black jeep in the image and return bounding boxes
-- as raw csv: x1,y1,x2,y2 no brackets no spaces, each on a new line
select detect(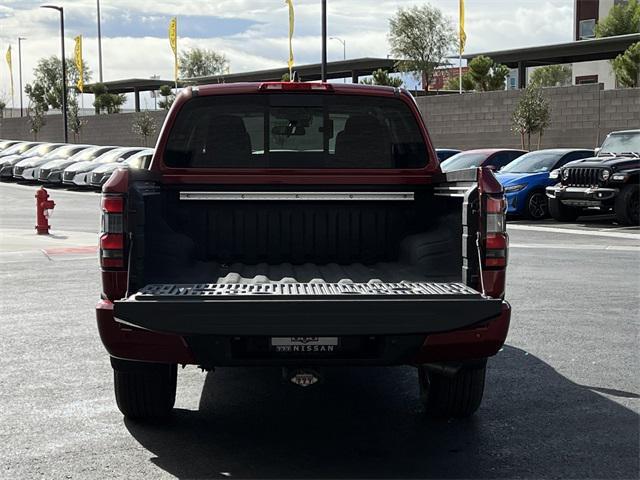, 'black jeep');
546,129,640,225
